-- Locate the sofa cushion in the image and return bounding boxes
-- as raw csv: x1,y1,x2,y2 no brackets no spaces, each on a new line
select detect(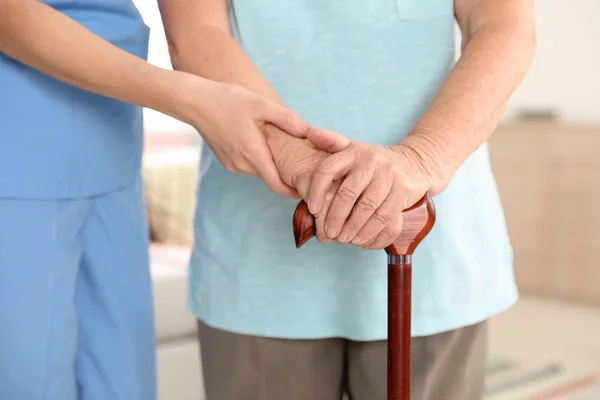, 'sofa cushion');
143,145,200,246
